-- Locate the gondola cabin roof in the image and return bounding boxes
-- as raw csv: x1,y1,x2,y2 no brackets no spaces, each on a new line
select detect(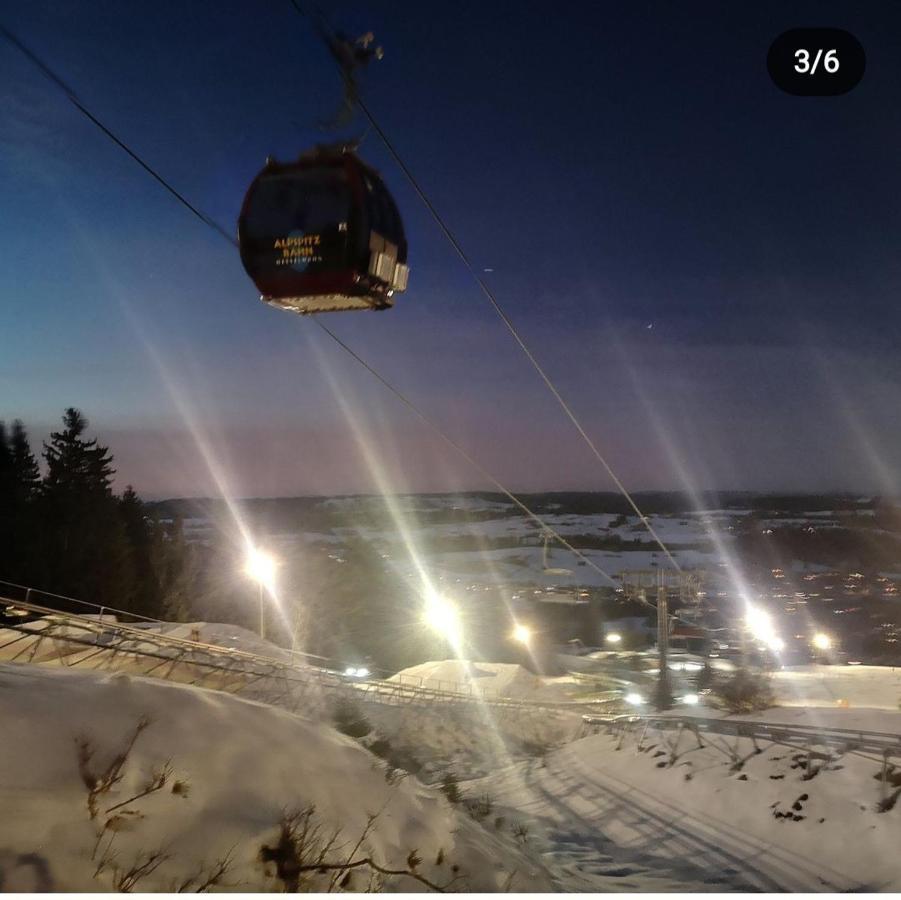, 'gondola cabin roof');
238,147,408,315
